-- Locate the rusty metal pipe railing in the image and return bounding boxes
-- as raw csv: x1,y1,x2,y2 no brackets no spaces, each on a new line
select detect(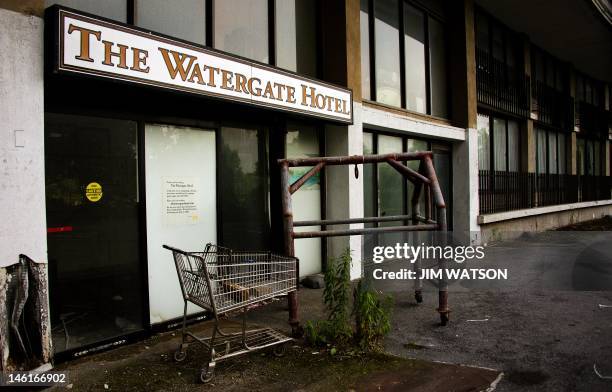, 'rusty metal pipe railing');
279,151,450,332
385,157,431,184
279,161,300,336
294,214,415,227
289,162,325,194
293,224,439,239
280,151,432,167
